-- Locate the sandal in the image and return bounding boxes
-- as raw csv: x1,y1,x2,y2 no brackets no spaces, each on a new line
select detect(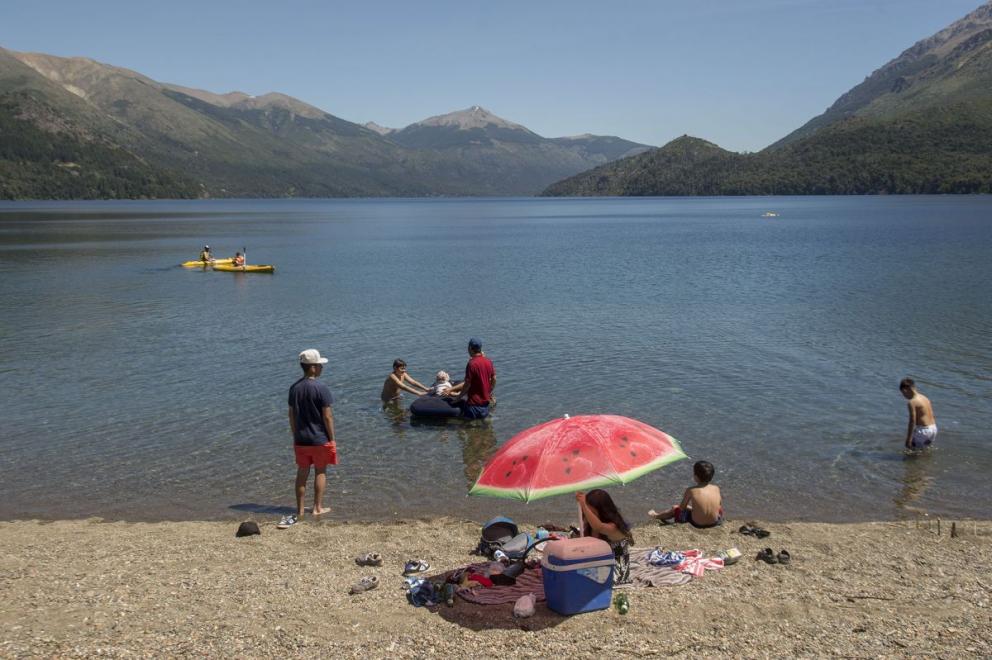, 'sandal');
755,548,778,564
739,523,771,538
777,549,791,565
355,552,383,567
403,559,431,575
349,575,379,594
